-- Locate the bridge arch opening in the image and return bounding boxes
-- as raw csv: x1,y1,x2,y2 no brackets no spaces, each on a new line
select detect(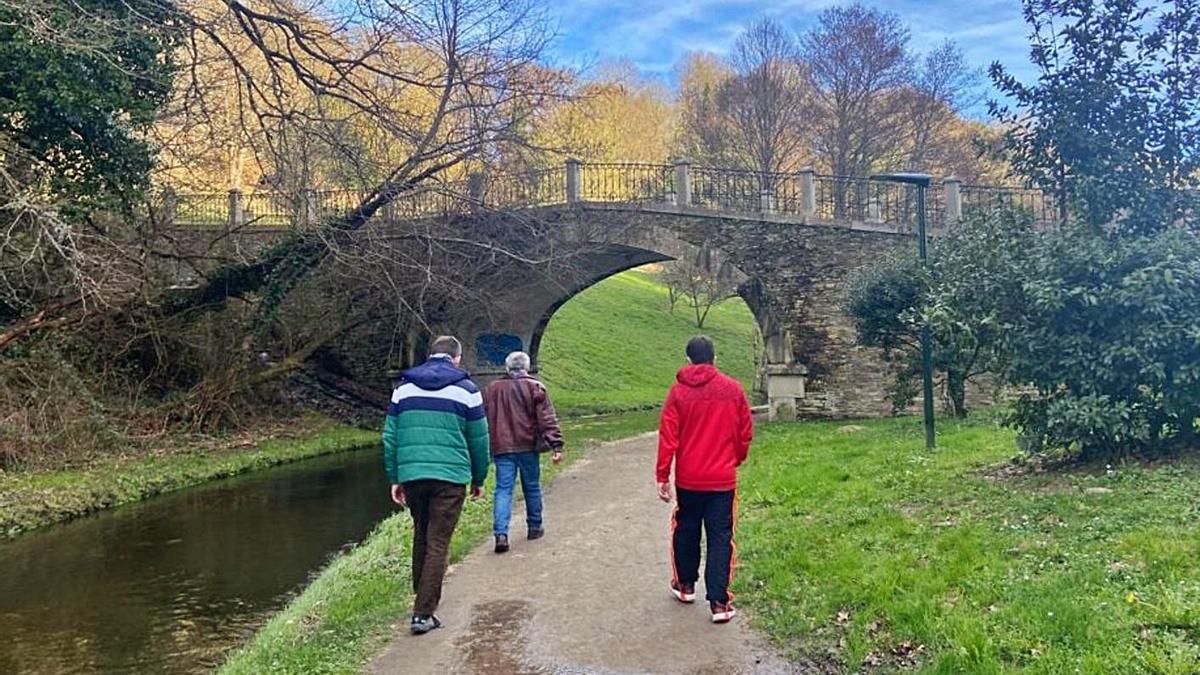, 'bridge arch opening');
480,229,800,419
529,262,766,417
